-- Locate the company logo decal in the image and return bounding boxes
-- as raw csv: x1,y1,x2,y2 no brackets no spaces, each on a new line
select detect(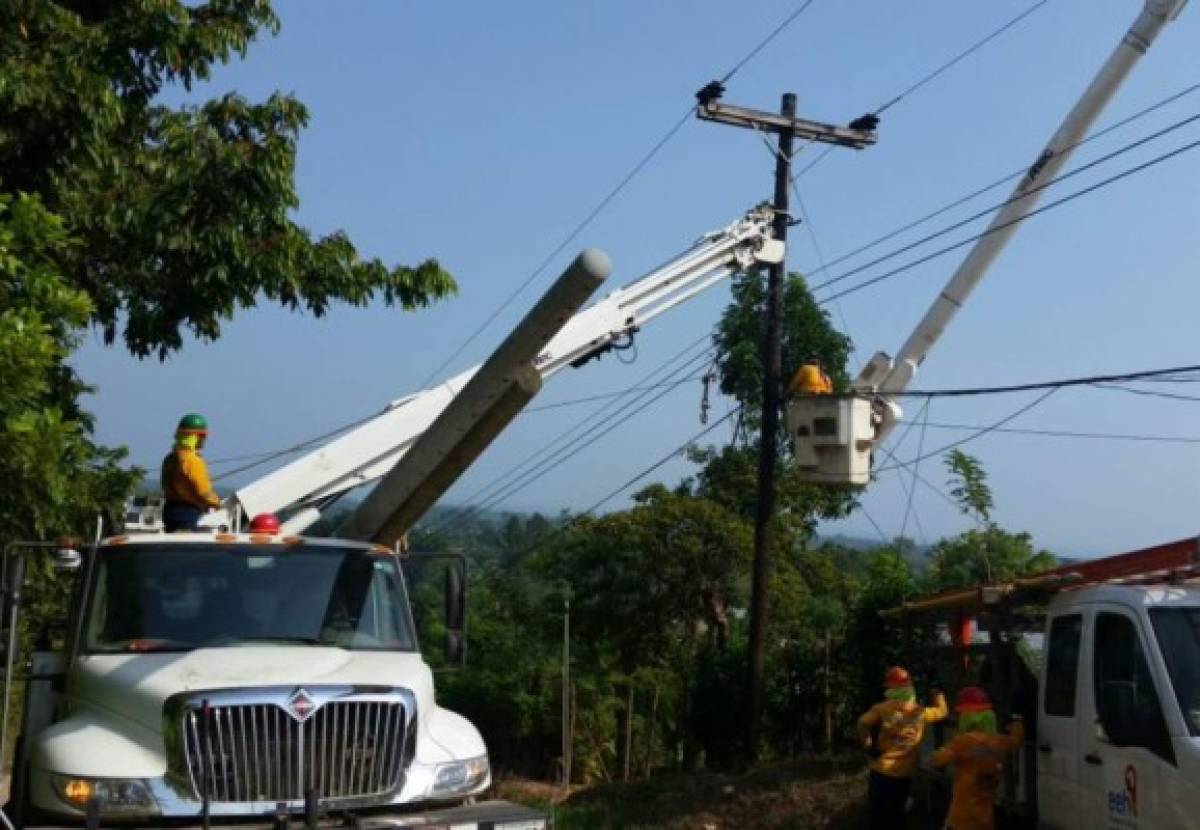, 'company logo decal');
1107,764,1138,821
287,688,317,722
